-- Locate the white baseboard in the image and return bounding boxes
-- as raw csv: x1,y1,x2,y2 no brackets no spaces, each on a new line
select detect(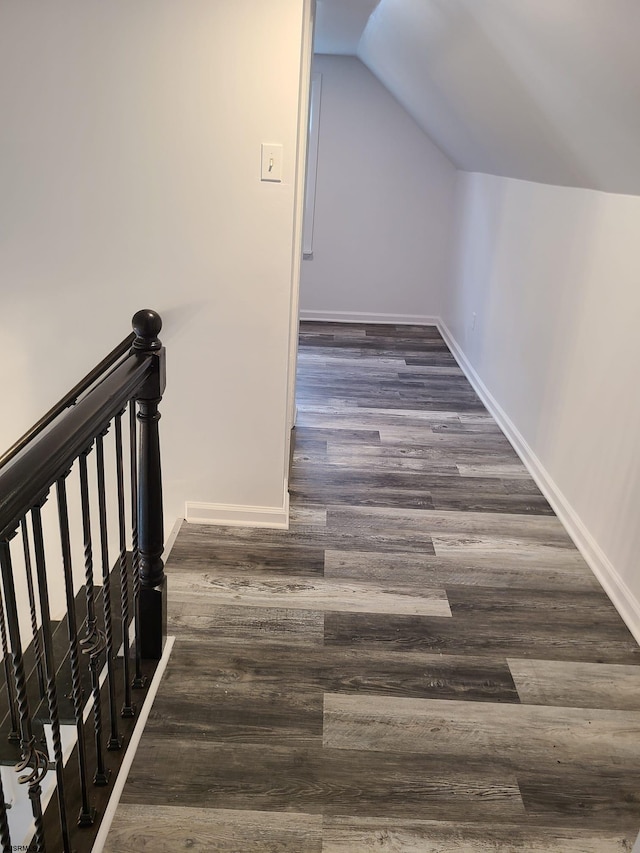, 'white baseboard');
163,516,184,560
438,319,640,647
299,309,439,326
185,494,290,529
90,636,176,853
